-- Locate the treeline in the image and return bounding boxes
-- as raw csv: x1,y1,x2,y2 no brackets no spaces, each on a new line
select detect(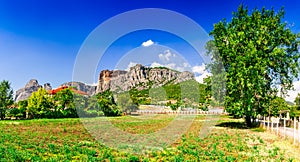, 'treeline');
127,79,209,106
1,77,299,119
0,79,213,119
119,79,213,111
0,80,102,119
